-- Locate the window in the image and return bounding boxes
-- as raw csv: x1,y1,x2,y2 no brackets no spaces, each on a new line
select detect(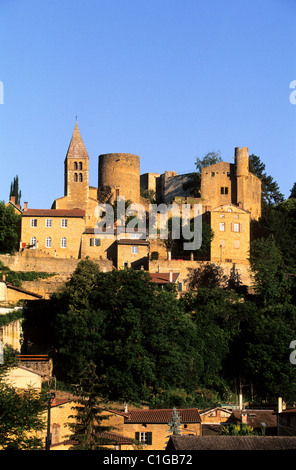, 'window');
131,246,138,254
232,223,241,232
220,214,225,218
61,237,67,248
79,173,83,182
79,162,83,170
211,172,215,177
30,236,37,247
74,172,78,182
61,219,68,228
135,432,152,445
221,187,229,195
234,240,240,249
220,222,225,232
30,219,37,227
90,238,101,246
74,162,78,170
46,237,52,248
46,219,52,227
